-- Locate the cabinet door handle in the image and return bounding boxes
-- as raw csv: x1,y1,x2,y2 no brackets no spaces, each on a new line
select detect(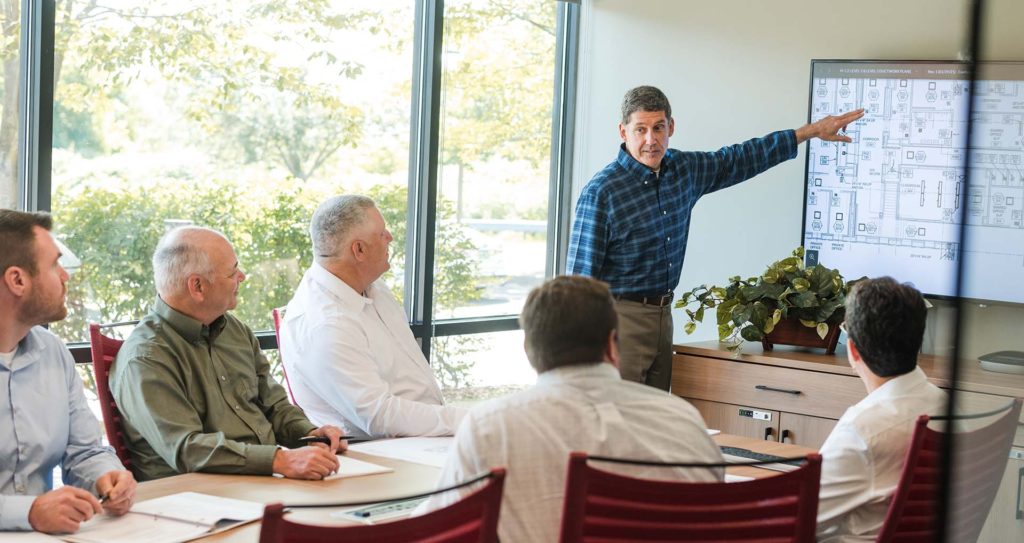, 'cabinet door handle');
1016,466,1023,520
764,427,773,440
755,385,802,395
781,429,791,443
